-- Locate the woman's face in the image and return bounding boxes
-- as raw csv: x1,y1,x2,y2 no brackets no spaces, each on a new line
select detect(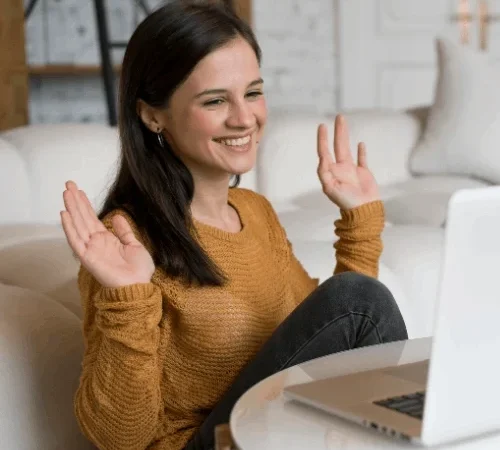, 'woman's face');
160,37,267,181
